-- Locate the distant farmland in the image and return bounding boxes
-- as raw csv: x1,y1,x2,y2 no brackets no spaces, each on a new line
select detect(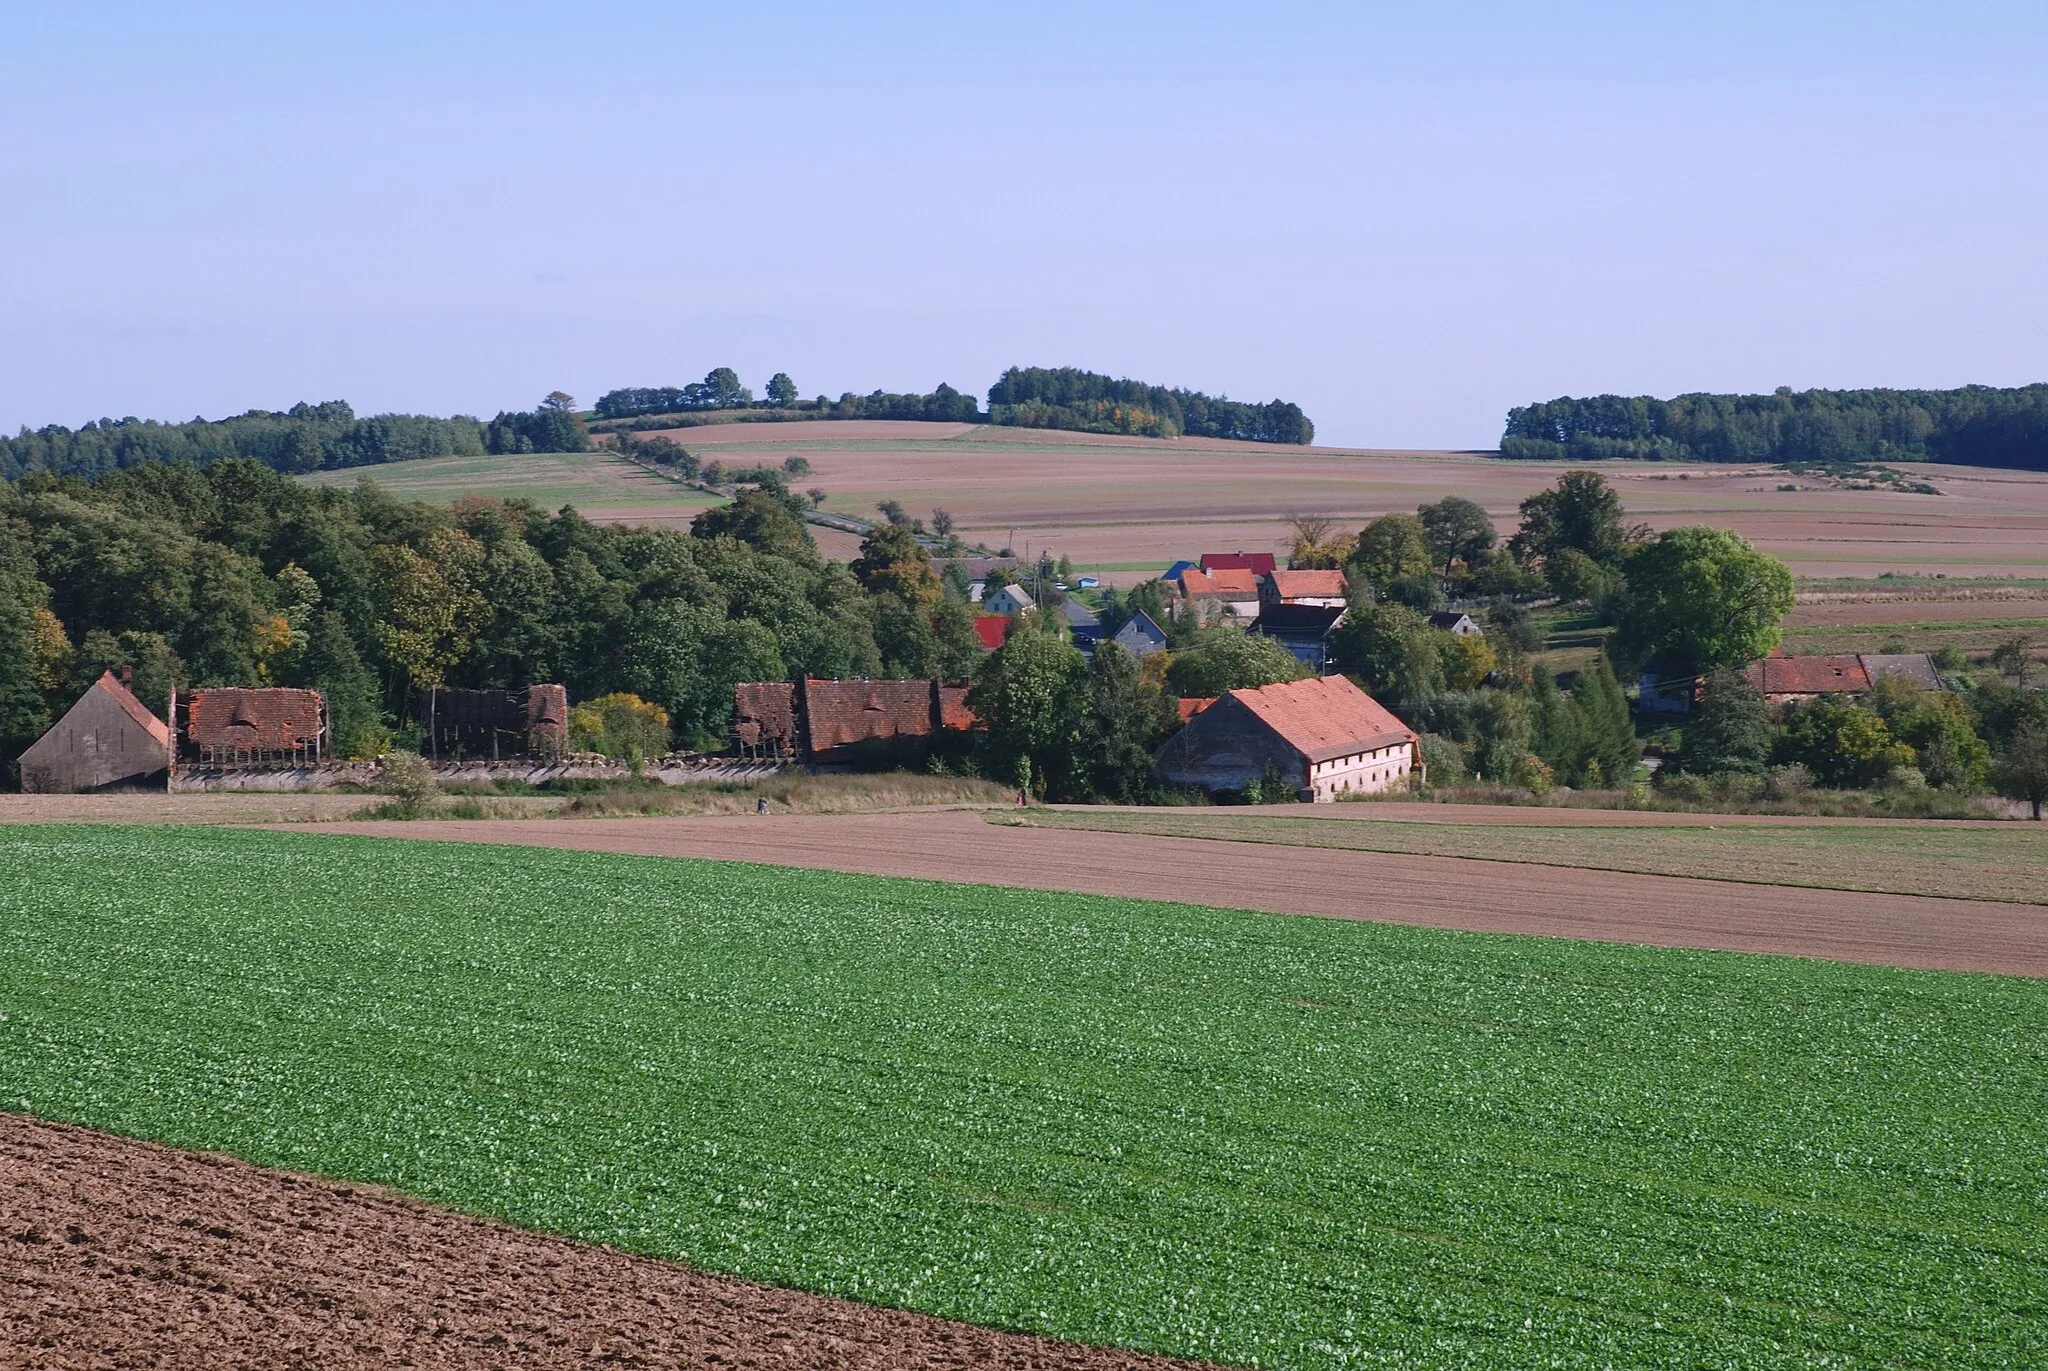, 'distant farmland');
301,450,717,526
3,825,2042,1370
308,420,2048,585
